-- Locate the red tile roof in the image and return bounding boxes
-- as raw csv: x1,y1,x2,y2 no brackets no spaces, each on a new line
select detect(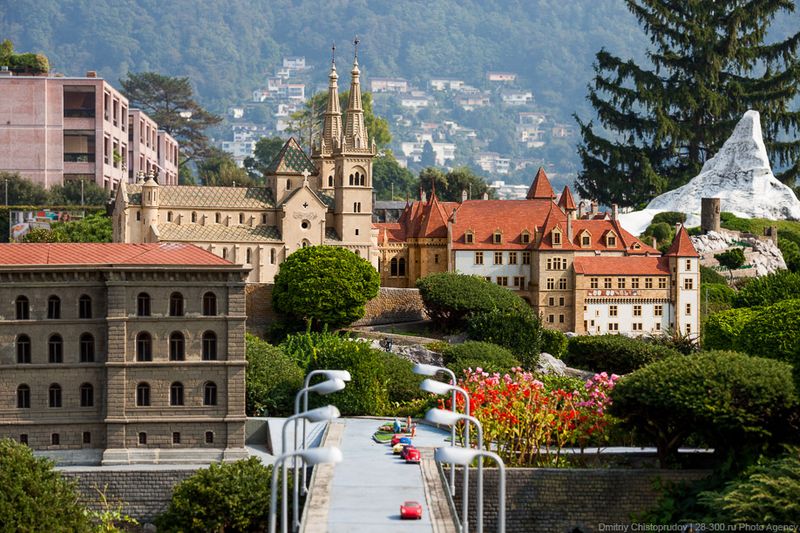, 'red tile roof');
573,256,671,275
557,185,576,211
664,225,699,257
0,243,234,267
538,218,659,254
526,167,556,200
376,196,459,243
451,199,556,249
